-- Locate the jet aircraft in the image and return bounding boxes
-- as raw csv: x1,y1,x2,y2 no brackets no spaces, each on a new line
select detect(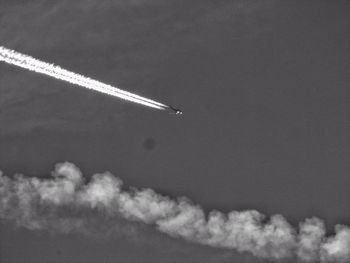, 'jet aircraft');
169,106,183,115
